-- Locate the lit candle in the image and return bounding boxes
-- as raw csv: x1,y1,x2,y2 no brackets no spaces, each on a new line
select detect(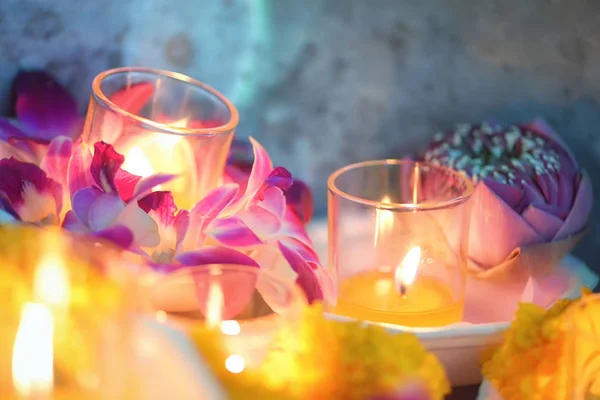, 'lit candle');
122,118,197,208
